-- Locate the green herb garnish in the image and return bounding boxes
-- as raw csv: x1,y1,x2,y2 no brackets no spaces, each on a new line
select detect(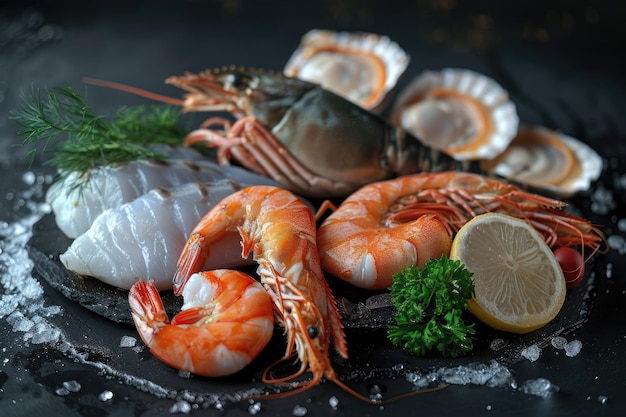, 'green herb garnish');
388,255,476,358
11,86,189,175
